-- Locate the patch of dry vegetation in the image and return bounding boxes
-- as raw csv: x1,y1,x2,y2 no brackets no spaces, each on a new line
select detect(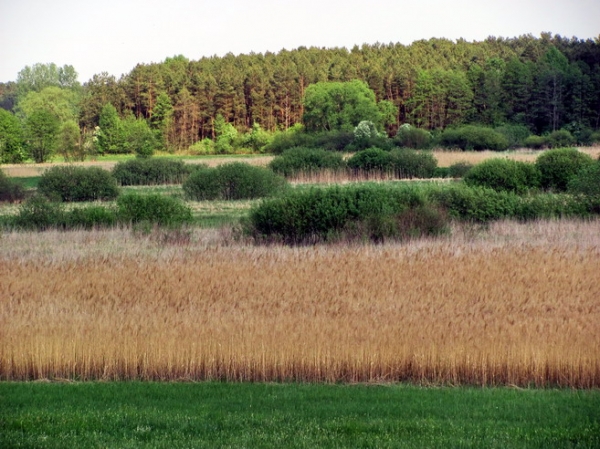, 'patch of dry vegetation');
1,220,599,386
